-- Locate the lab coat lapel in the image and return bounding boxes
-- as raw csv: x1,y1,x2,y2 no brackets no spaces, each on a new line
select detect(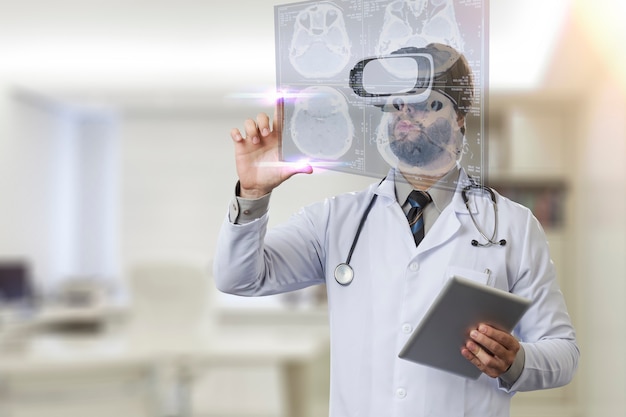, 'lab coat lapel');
374,174,425,255
417,171,473,254
417,199,462,253
376,169,475,255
